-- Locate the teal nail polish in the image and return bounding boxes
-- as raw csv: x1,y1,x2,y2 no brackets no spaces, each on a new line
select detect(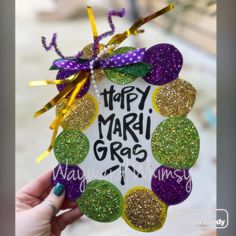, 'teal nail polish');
53,183,65,196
